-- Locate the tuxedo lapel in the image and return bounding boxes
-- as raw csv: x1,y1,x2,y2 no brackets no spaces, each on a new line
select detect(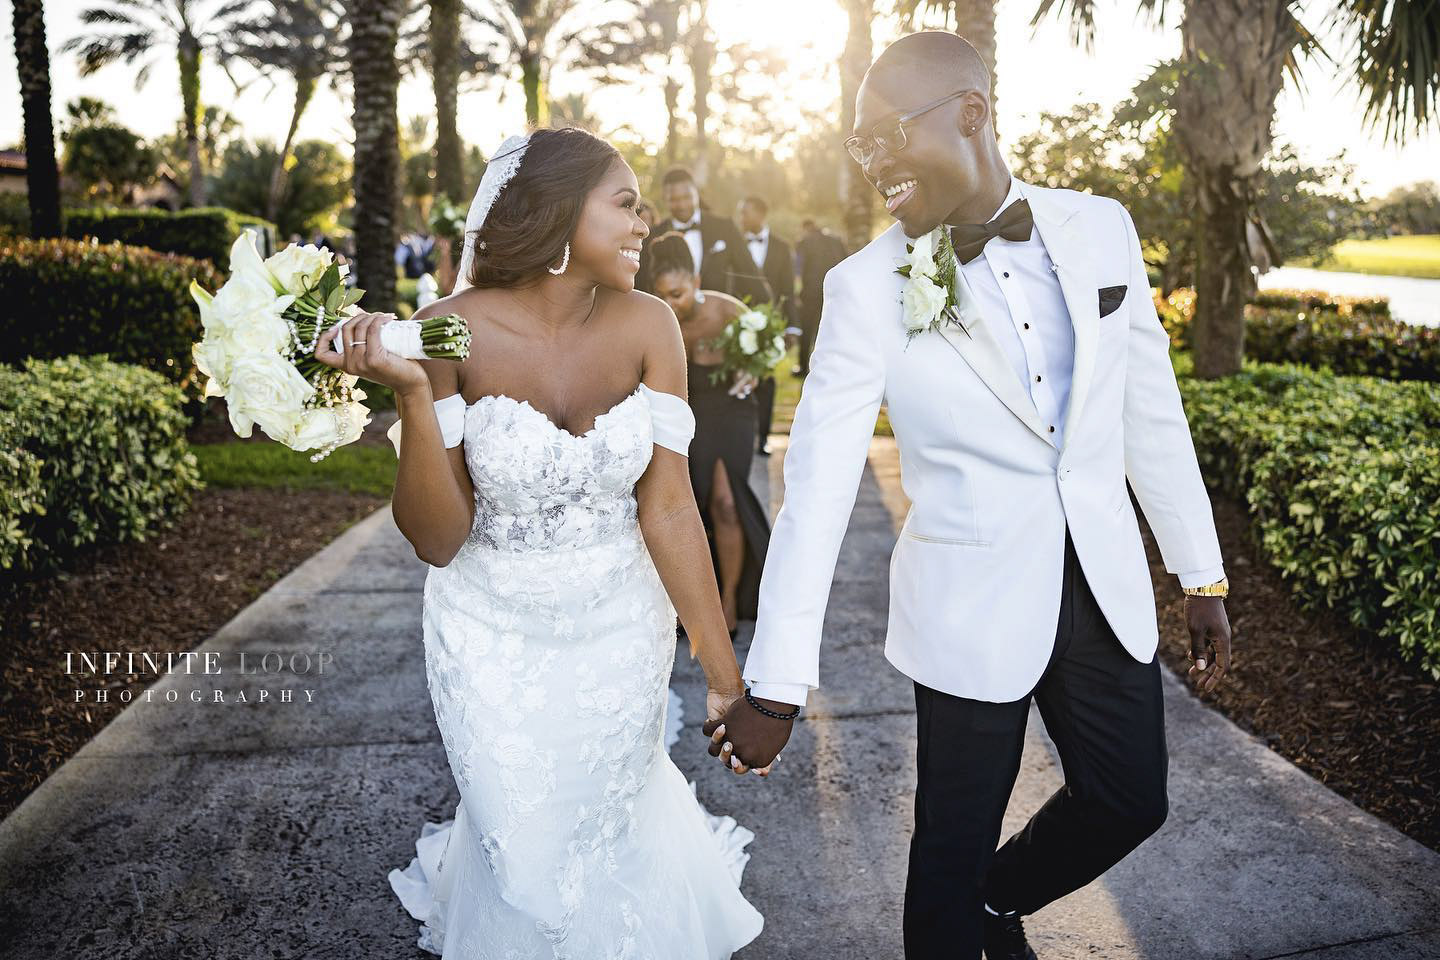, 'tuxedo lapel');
1024,185,1099,449
933,266,1055,447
